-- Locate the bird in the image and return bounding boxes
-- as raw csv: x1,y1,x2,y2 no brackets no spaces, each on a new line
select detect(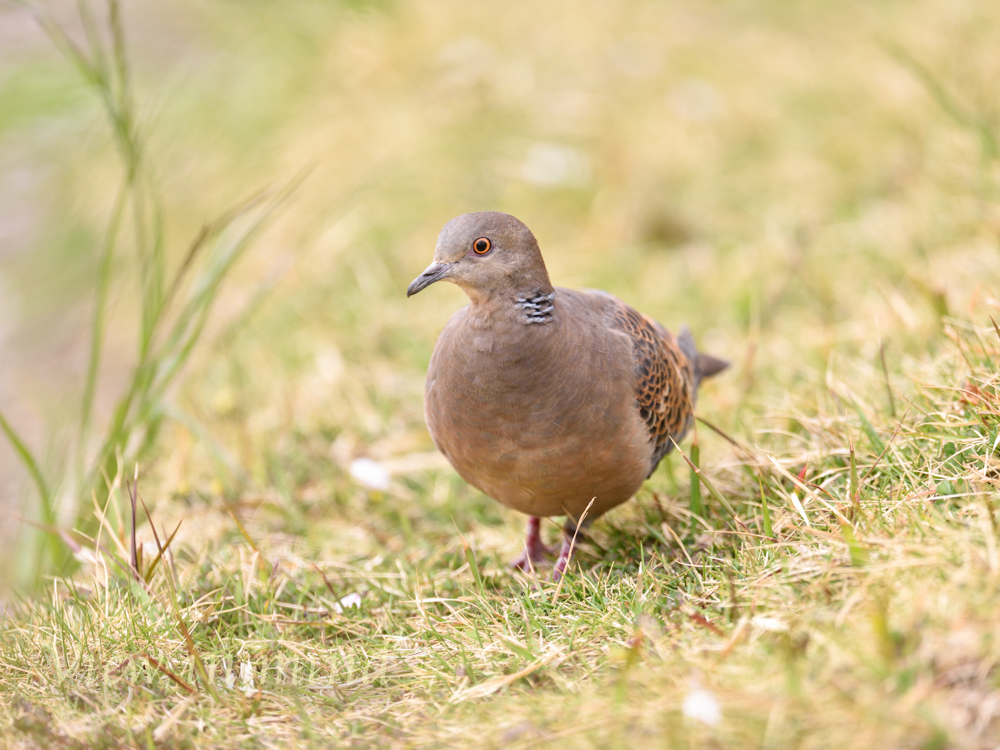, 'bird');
407,212,727,579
